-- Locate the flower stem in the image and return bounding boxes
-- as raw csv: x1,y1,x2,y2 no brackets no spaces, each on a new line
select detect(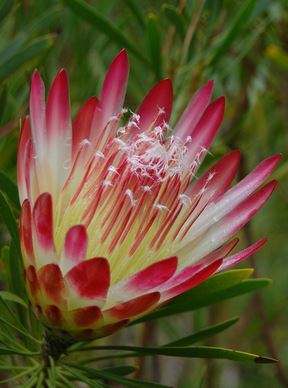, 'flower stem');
41,329,75,382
